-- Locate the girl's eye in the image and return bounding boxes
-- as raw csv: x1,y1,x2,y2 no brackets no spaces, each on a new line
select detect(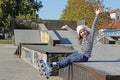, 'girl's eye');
80,31,83,33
